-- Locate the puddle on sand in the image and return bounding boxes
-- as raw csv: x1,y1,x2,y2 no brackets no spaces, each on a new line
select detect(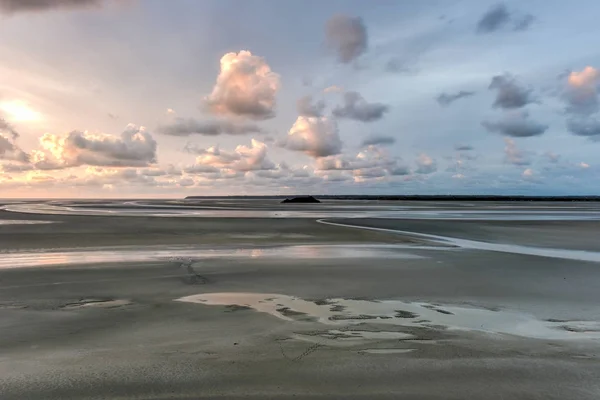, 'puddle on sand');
176,292,600,341
61,299,131,309
0,220,56,225
359,349,416,354
0,244,422,269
